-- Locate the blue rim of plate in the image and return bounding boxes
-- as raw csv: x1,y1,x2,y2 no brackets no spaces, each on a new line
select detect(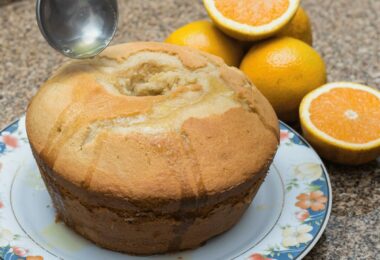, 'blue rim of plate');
0,118,332,260
277,121,332,260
